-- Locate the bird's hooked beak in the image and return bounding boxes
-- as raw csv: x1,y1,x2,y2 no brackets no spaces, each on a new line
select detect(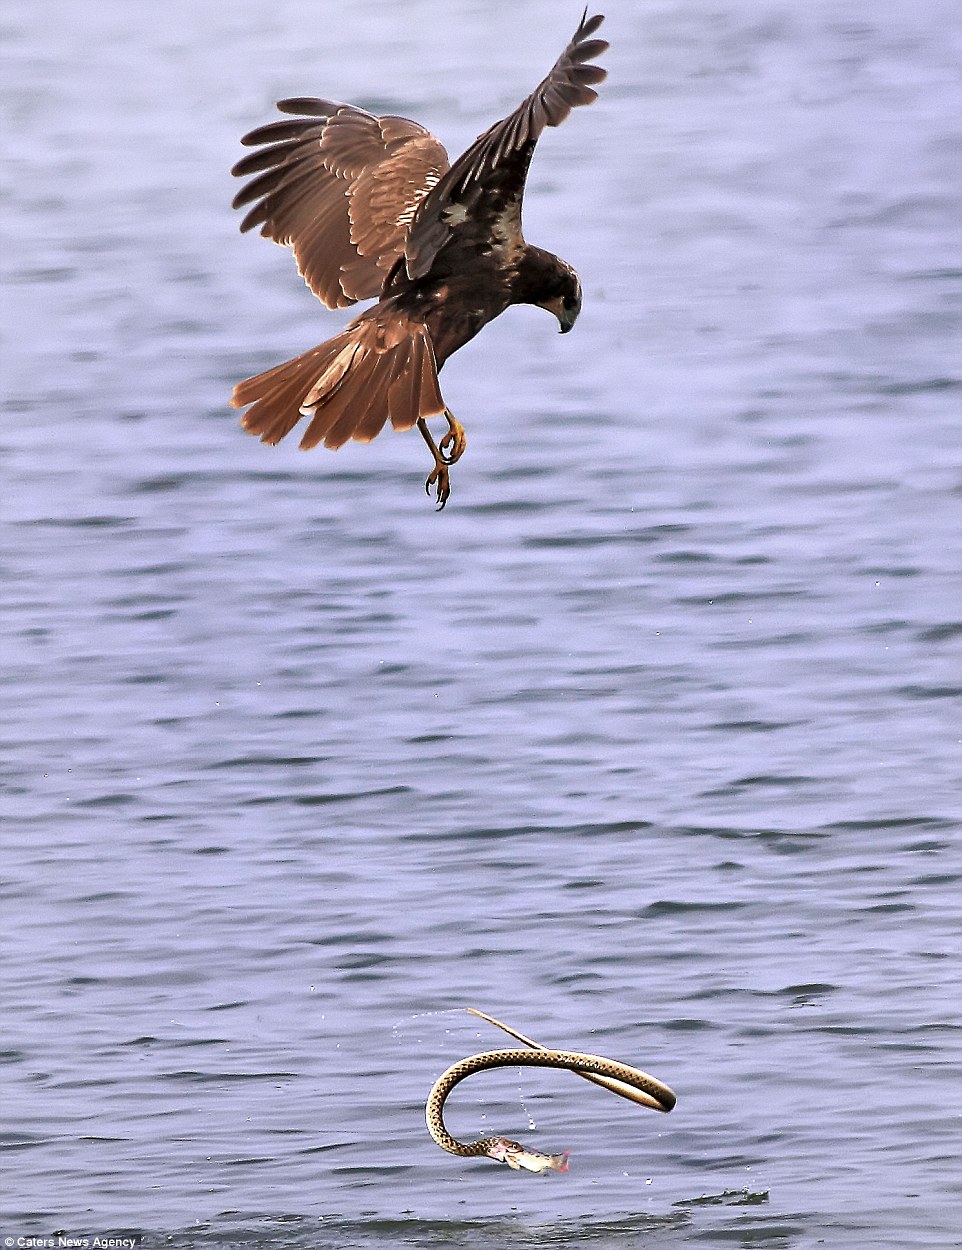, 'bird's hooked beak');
539,295,580,334
558,301,579,334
